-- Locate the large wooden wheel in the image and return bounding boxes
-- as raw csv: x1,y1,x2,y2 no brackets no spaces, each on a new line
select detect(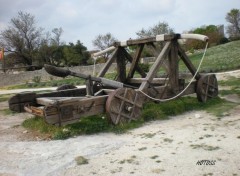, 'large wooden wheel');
196,74,218,103
106,88,143,125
